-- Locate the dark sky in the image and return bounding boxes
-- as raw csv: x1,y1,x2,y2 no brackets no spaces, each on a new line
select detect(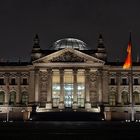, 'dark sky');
0,0,140,62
